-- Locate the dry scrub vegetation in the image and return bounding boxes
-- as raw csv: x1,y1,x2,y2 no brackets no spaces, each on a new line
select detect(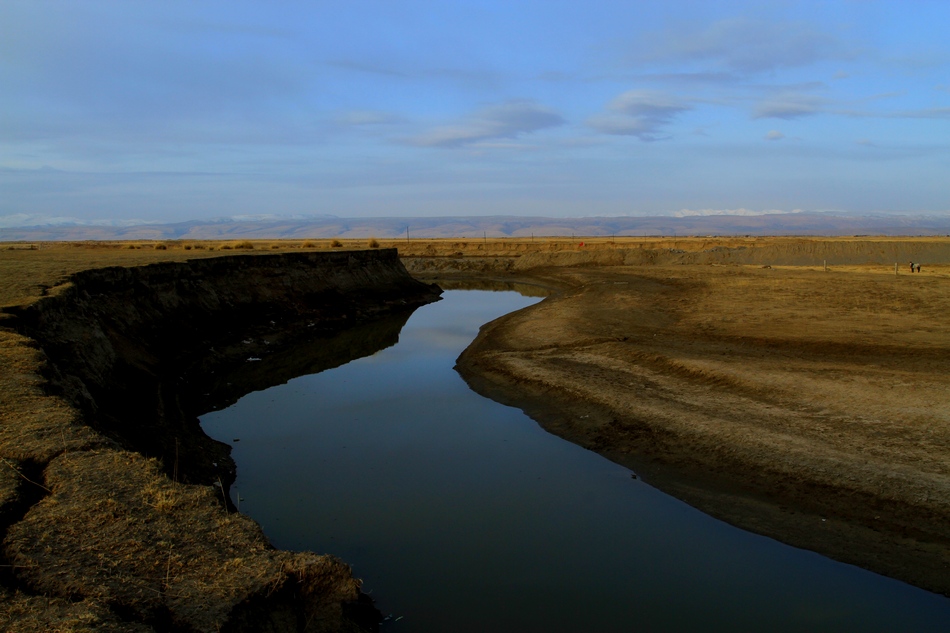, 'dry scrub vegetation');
5,449,356,631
